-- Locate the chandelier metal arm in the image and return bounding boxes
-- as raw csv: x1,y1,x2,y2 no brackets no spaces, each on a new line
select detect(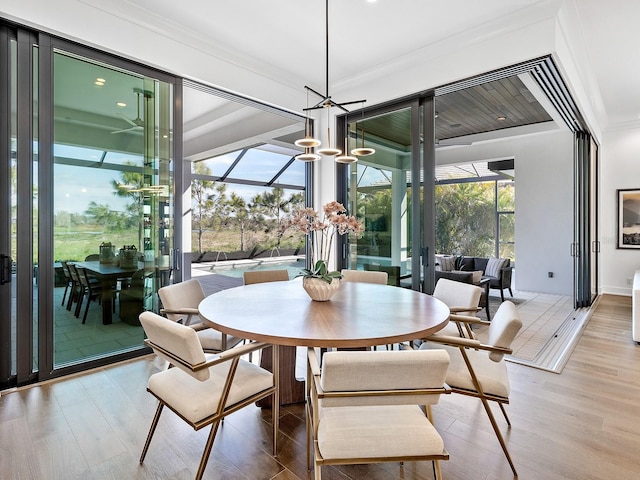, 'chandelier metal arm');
303,85,366,113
